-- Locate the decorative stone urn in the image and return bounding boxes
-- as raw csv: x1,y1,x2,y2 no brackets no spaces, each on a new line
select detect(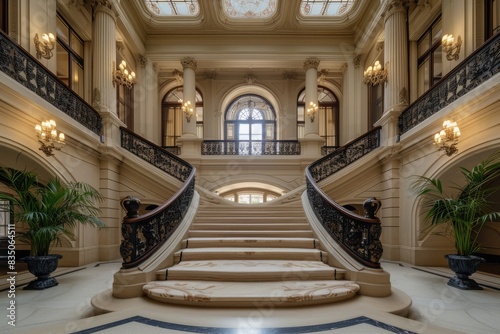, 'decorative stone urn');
445,254,485,290
363,197,381,218
21,254,63,290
